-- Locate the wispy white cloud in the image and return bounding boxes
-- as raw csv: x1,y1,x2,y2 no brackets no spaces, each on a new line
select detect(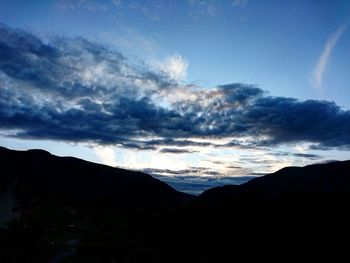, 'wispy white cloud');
98,26,160,55
311,24,348,93
111,0,122,6
55,0,107,12
232,0,247,7
160,54,189,80
126,0,175,21
187,0,218,18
